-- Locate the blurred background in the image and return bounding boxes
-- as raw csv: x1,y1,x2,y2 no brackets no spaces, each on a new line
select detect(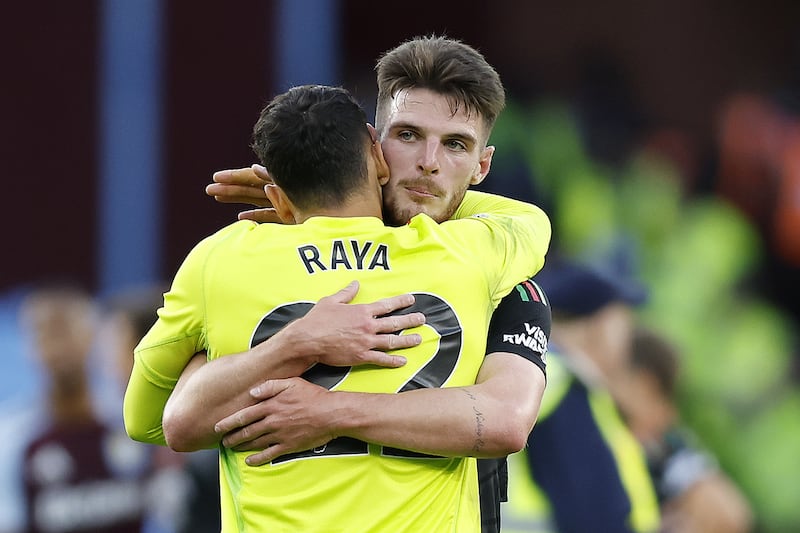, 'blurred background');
2,1,799,531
